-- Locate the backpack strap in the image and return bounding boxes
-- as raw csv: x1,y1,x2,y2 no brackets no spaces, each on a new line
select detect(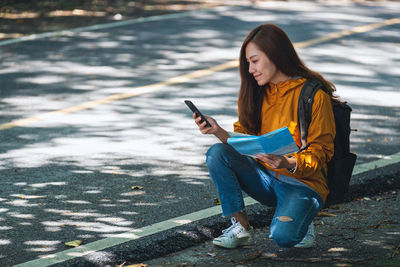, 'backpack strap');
297,79,324,150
